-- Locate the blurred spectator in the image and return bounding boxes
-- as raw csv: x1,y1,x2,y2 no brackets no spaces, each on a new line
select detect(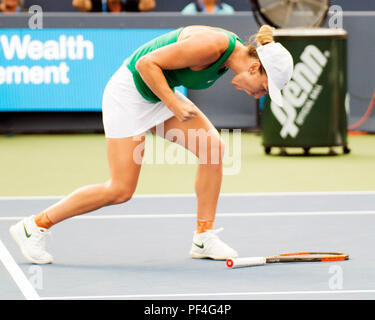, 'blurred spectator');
182,0,234,14
0,0,25,12
72,0,156,12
